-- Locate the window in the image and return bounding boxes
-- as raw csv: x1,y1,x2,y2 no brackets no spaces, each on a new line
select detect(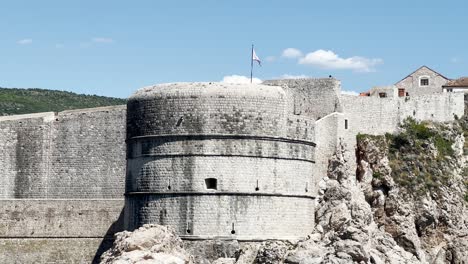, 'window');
420,78,429,86
205,178,217,190
447,88,453,92
345,119,348,130
379,92,387,98
398,88,405,97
